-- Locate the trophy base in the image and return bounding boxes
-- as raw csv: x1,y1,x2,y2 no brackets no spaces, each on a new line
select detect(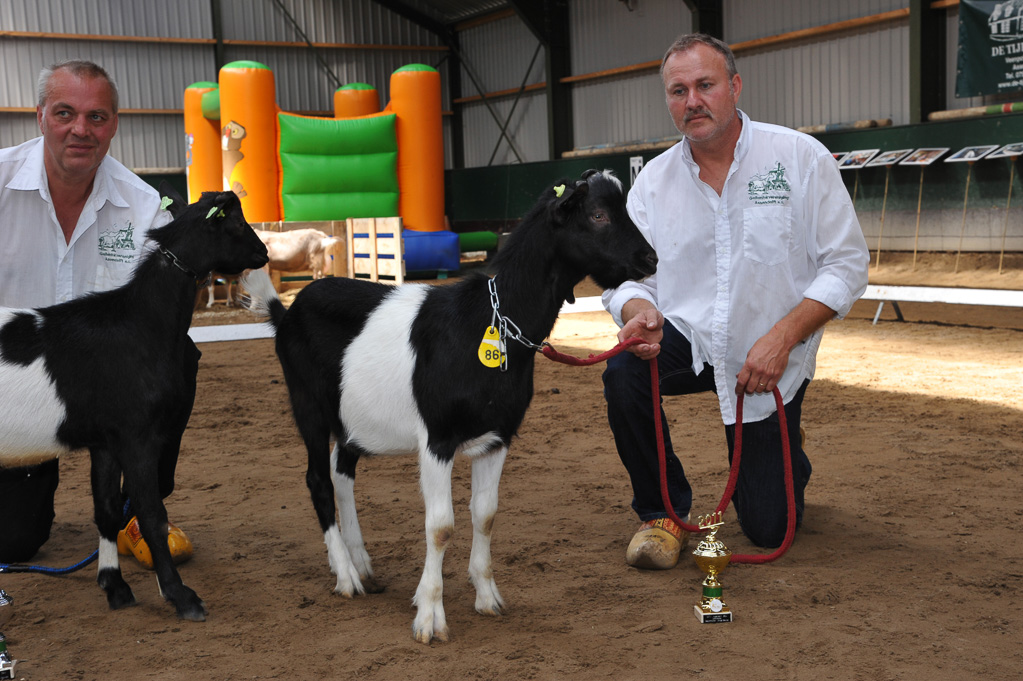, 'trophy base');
694,604,733,624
